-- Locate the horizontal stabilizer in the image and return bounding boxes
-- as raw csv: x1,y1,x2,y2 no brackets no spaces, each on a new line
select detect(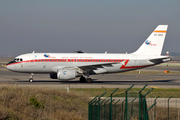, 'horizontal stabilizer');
149,56,171,64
